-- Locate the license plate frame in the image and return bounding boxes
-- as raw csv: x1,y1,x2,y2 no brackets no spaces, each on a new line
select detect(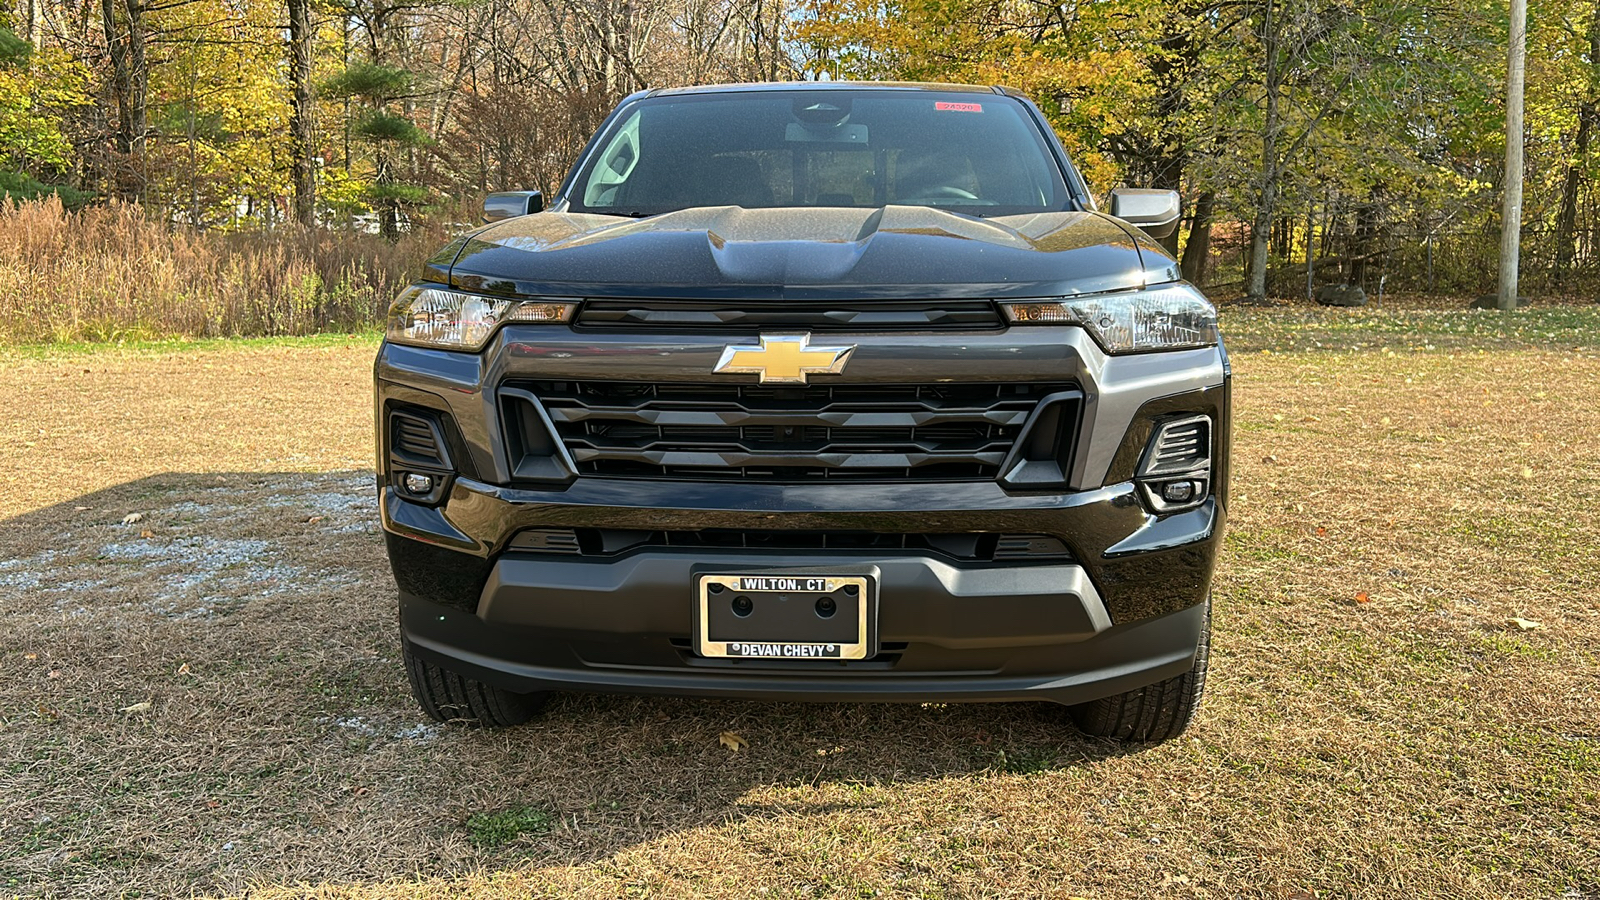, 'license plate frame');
694,571,877,661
